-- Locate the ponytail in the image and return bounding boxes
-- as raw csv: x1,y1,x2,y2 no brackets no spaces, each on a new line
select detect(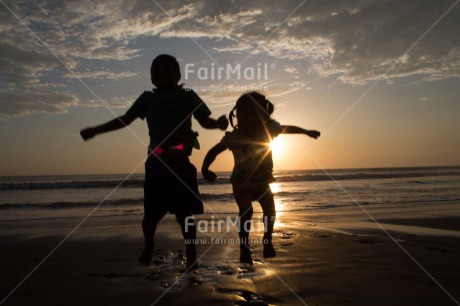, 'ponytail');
229,105,238,128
